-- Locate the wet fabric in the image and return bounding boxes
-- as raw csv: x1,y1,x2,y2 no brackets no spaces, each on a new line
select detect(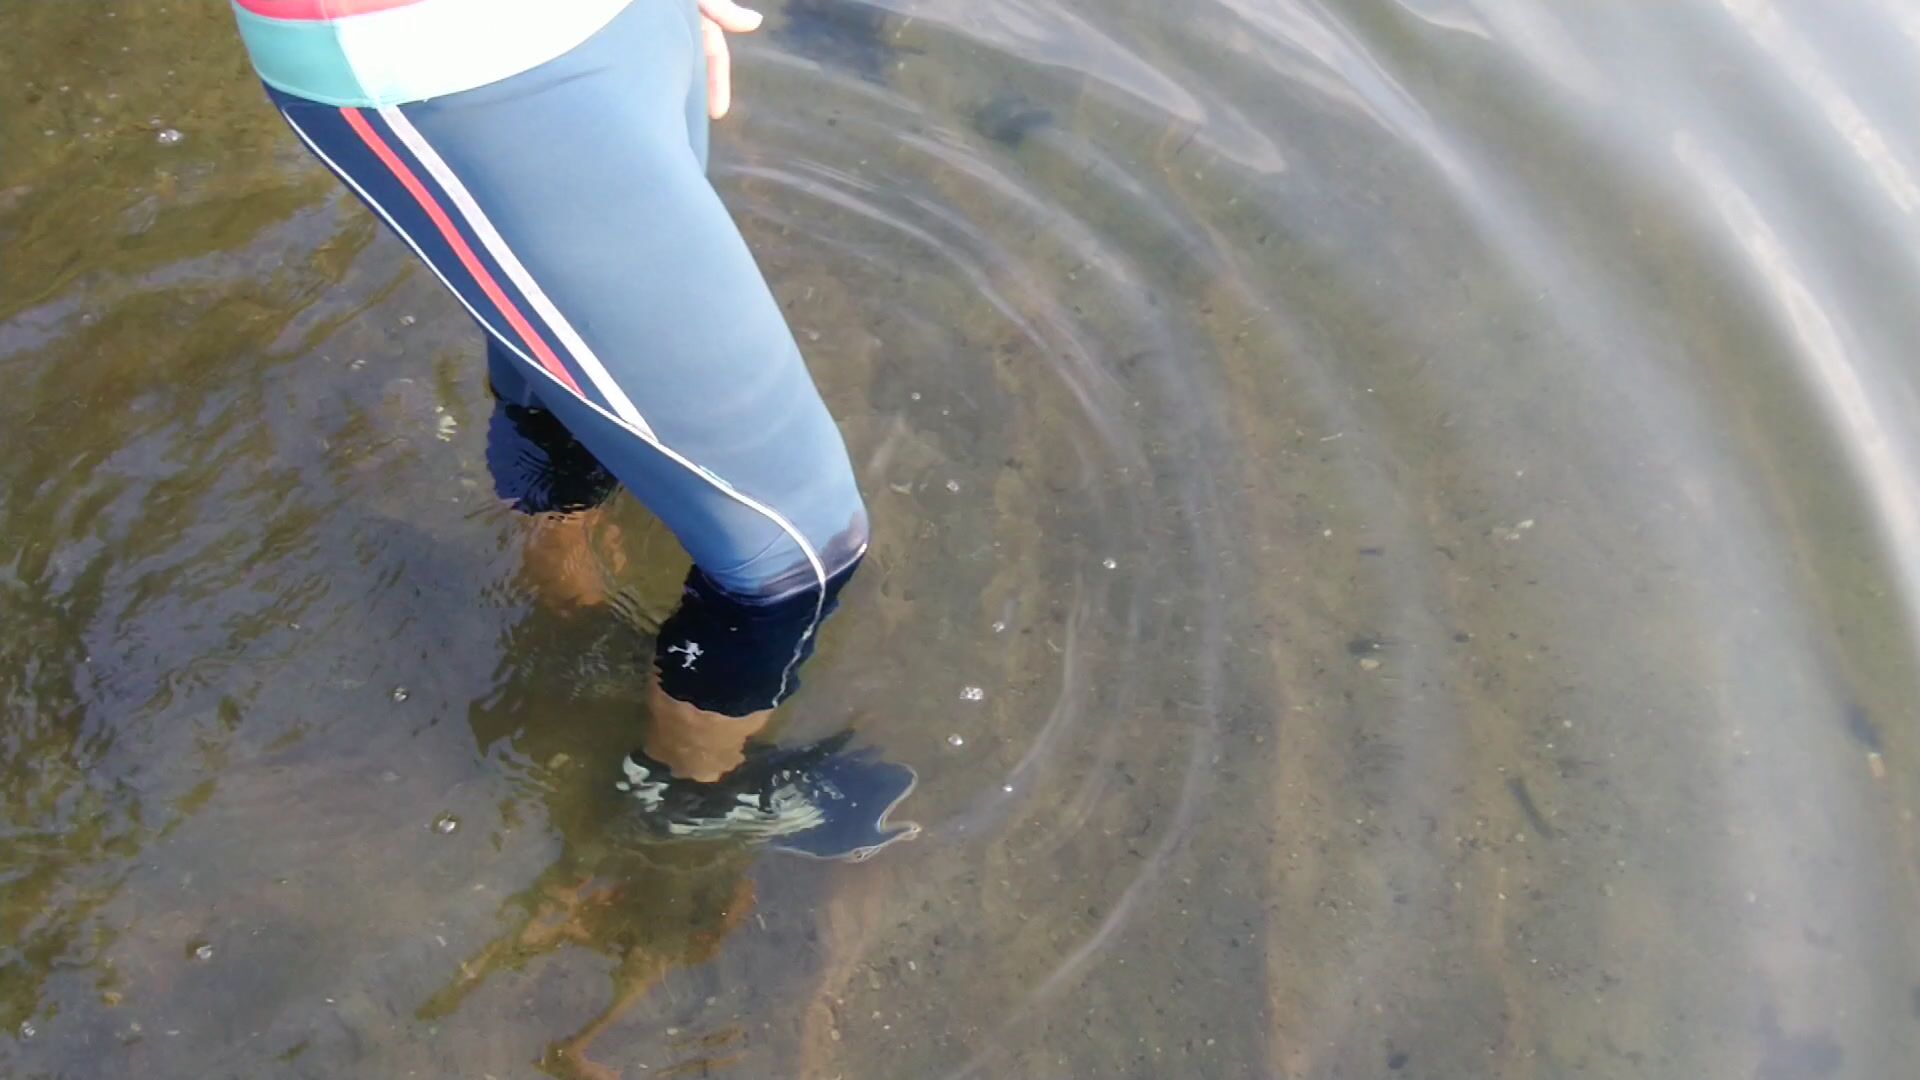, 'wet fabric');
484,392,620,517
653,559,860,716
